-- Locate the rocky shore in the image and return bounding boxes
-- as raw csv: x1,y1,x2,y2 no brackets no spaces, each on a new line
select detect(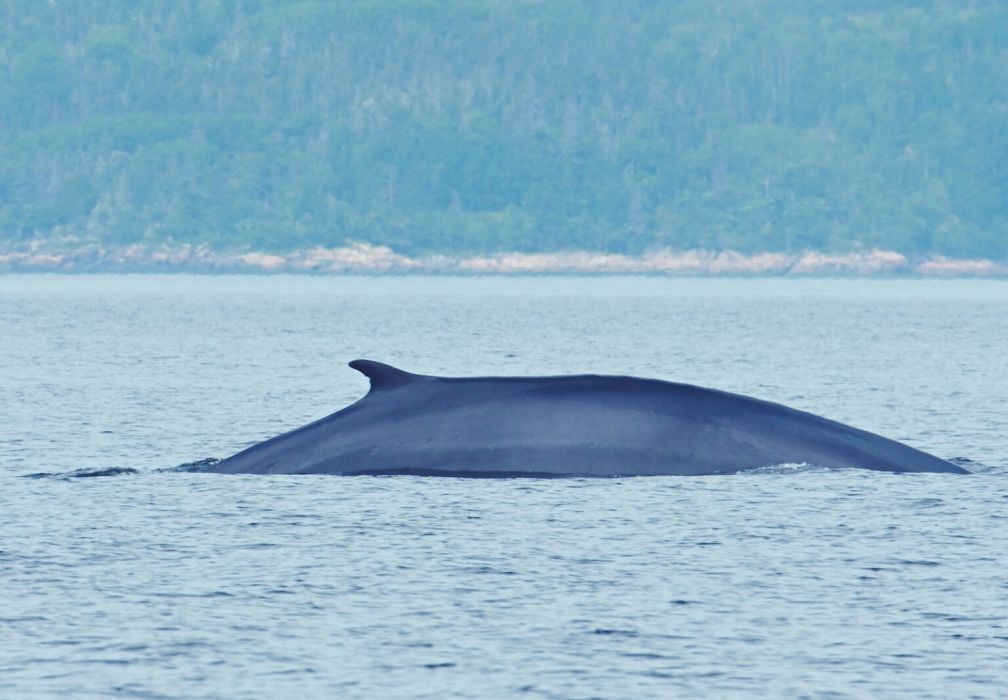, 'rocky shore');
1,239,1005,276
